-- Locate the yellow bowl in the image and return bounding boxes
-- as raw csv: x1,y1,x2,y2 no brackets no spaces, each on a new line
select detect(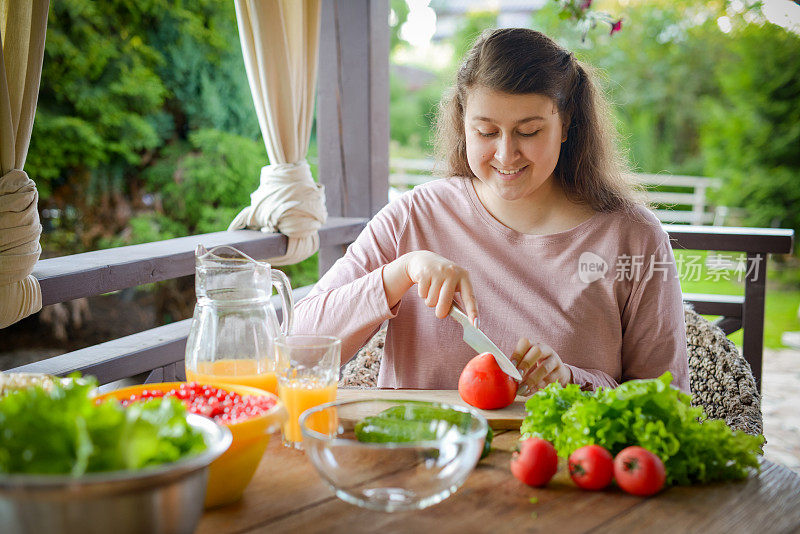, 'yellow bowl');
95,381,286,508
